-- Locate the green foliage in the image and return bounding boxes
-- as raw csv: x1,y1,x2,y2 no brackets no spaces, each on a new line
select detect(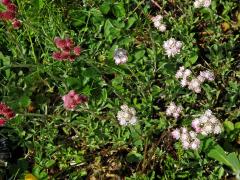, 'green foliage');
0,0,239,179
